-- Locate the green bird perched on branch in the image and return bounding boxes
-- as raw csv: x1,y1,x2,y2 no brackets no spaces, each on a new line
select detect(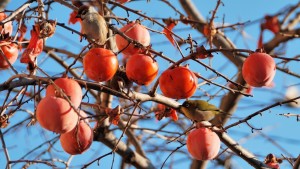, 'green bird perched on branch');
180,100,224,122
